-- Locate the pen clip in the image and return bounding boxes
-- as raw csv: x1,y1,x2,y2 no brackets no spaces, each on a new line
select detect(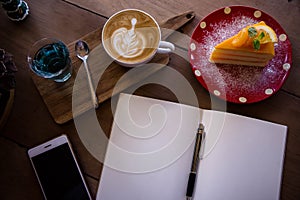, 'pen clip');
199,130,206,160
